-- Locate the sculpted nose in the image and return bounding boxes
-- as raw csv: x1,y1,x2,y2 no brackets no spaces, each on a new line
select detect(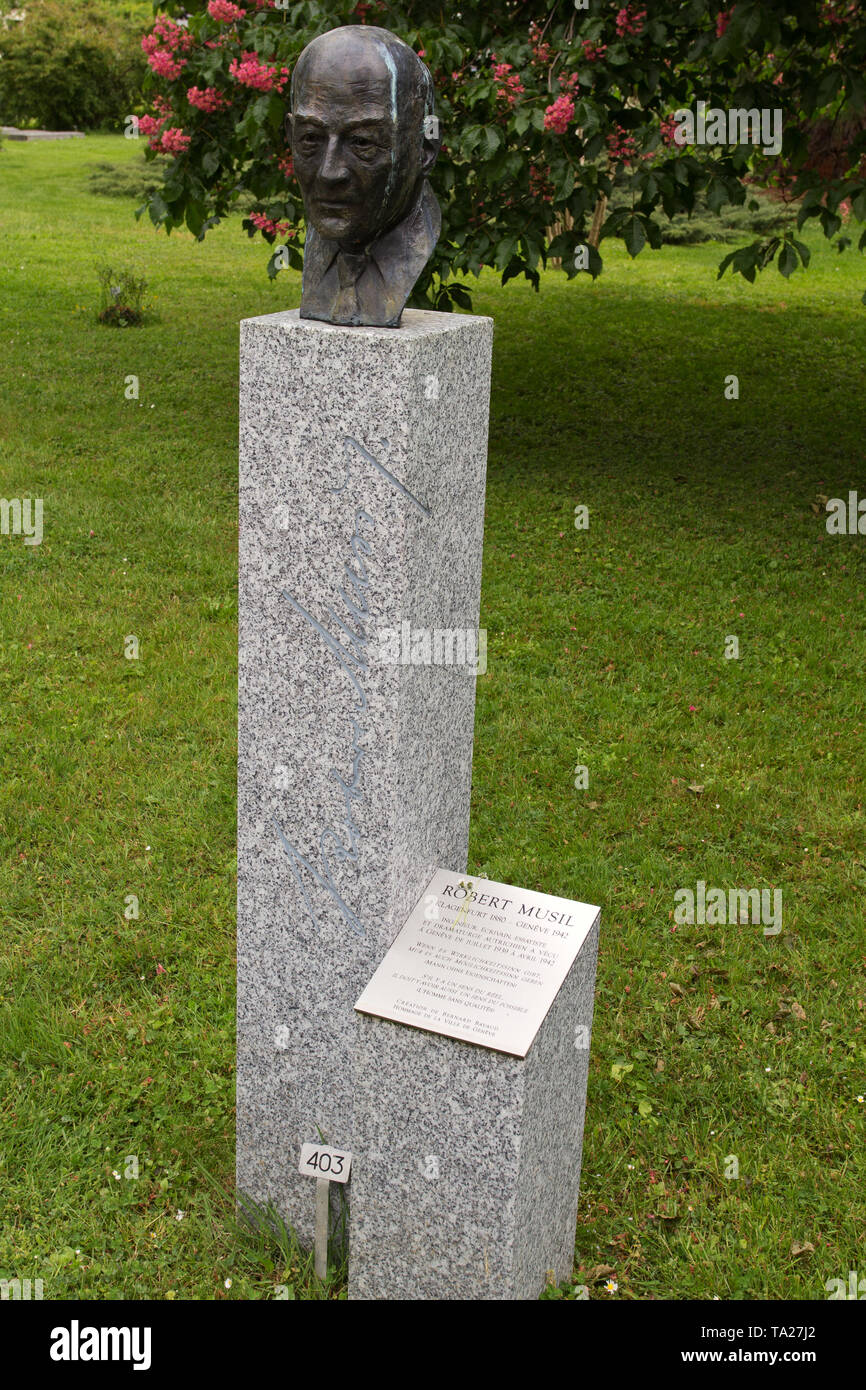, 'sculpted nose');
319,135,350,184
